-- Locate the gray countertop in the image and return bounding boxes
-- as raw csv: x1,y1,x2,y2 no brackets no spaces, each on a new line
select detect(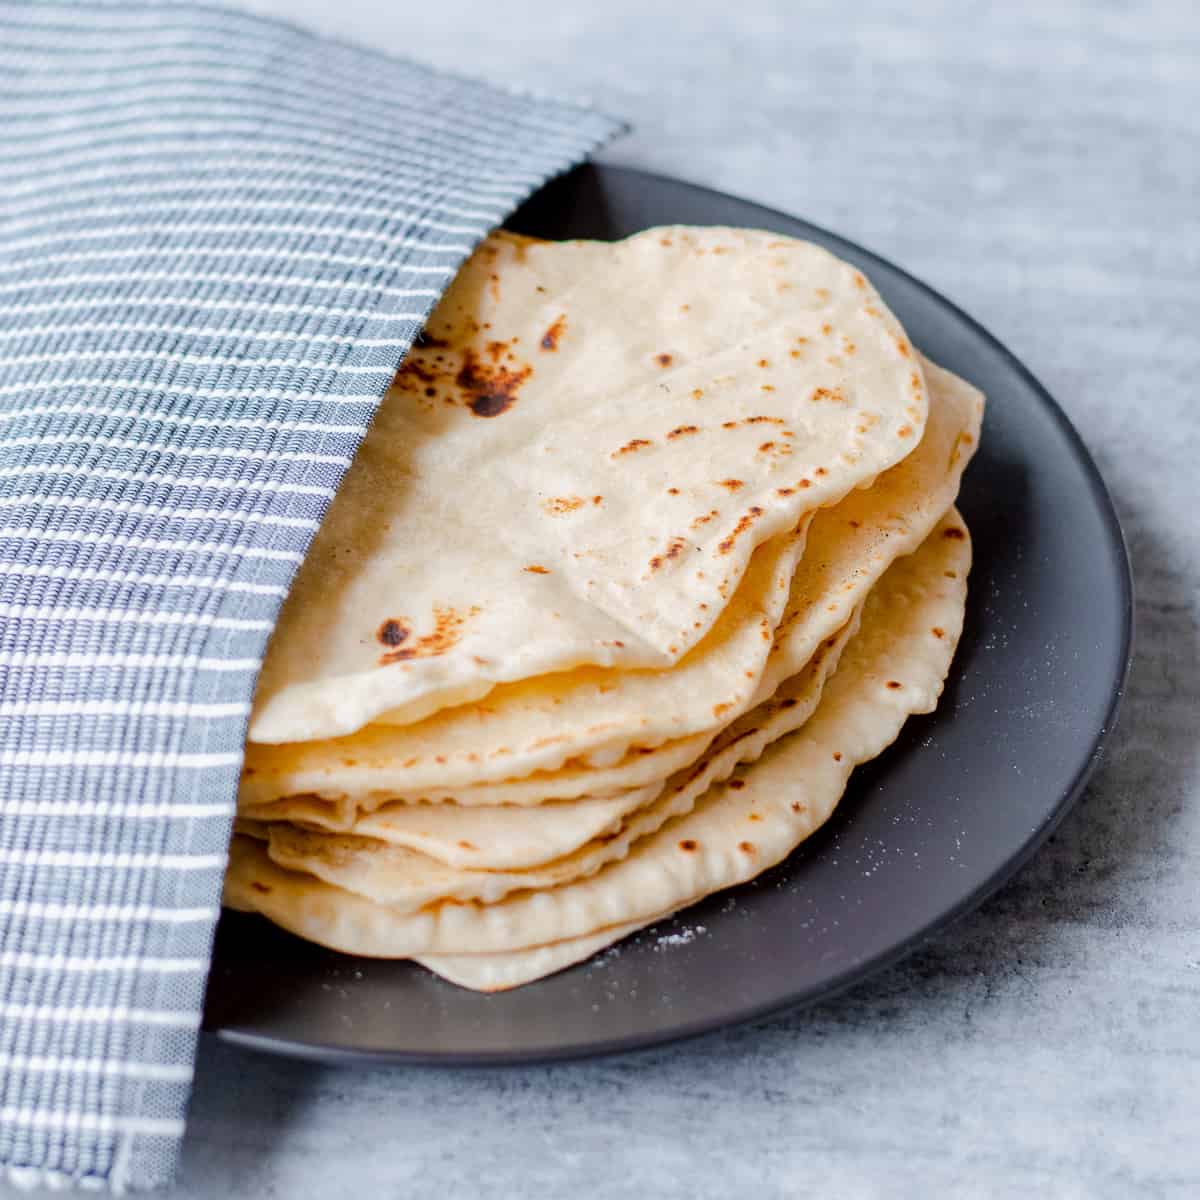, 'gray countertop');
11,1,1199,1195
